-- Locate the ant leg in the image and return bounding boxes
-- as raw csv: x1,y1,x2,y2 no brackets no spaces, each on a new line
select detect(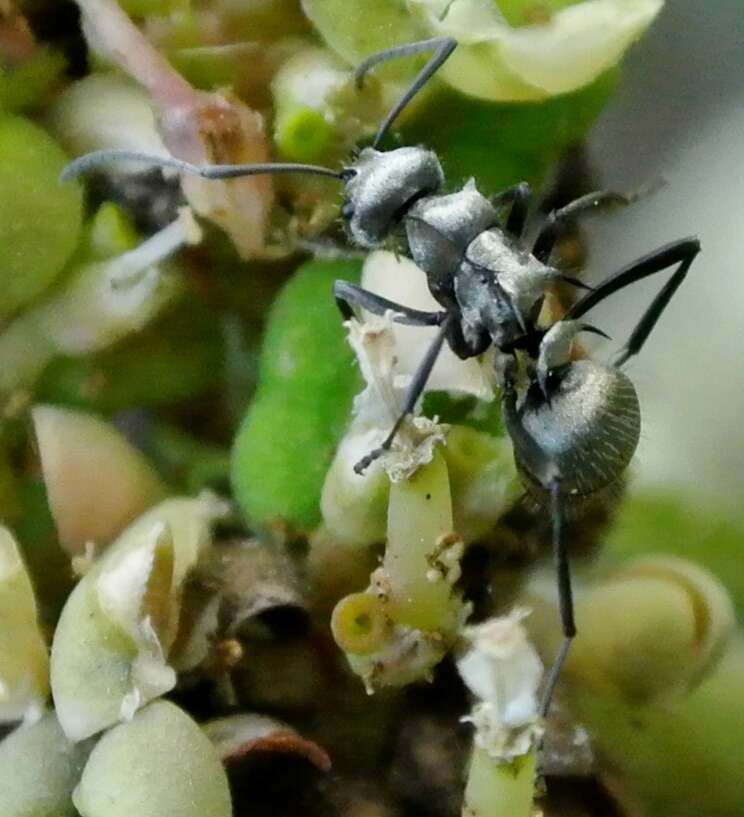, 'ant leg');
491,182,532,238
354,37,457,148
354,315,454,474
334,280,444,326
539,479,576,717
565,237,701,366
501,371,573,715
533,190,632,263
